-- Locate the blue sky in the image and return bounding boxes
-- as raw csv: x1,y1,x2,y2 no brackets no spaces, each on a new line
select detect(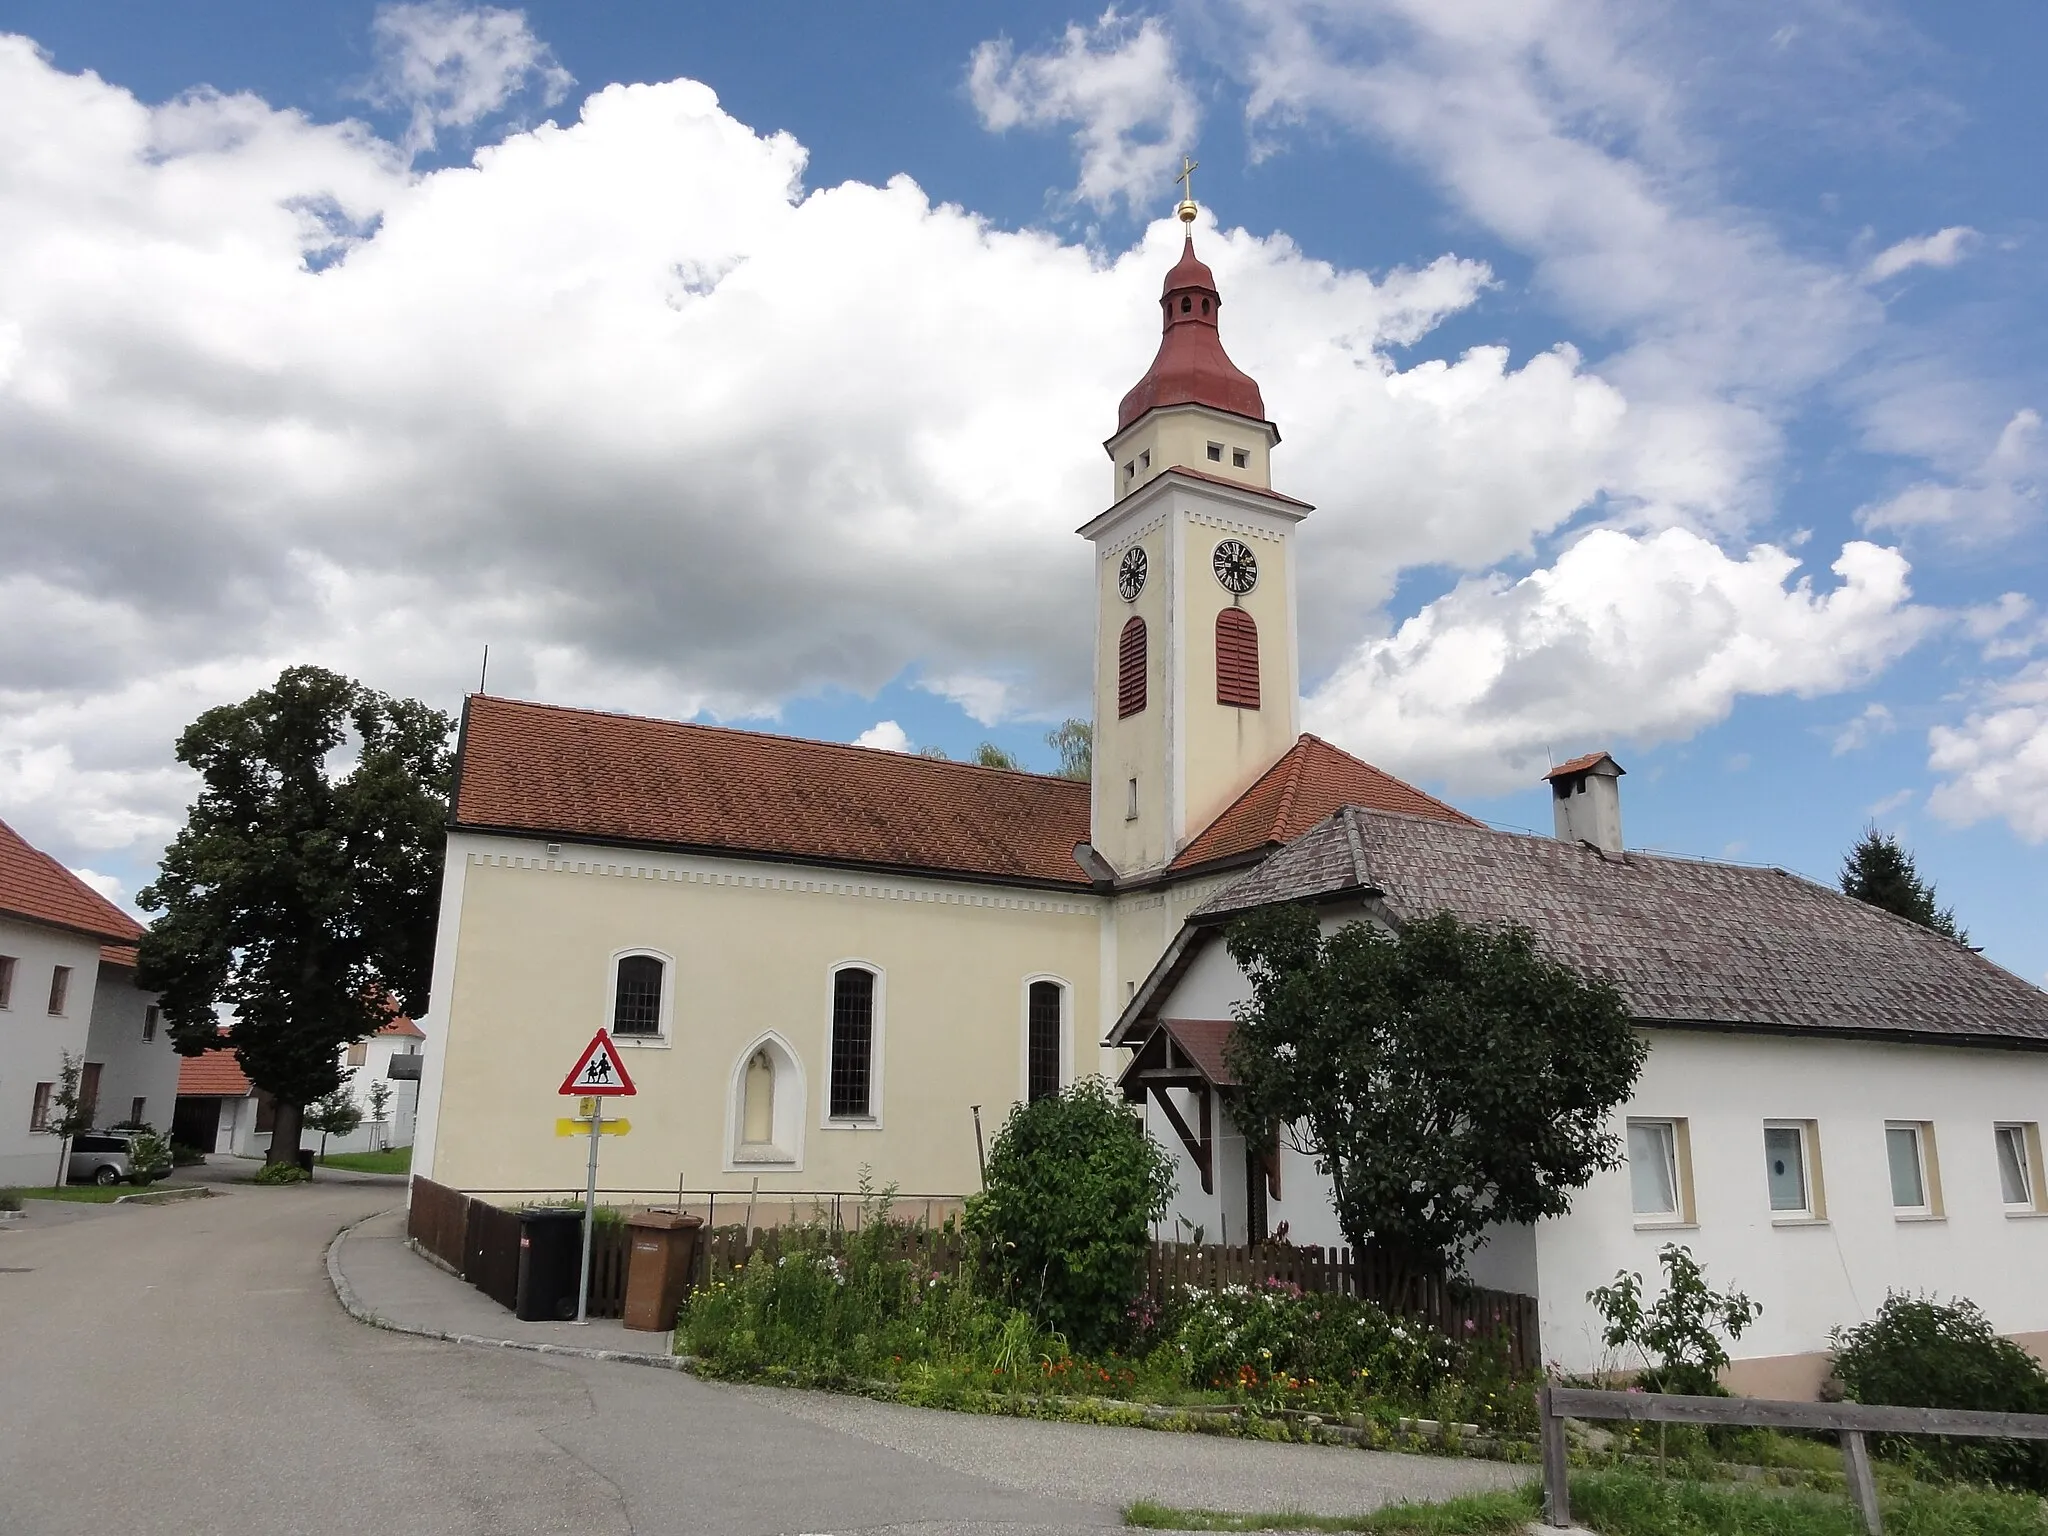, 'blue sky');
1,2,2042,978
